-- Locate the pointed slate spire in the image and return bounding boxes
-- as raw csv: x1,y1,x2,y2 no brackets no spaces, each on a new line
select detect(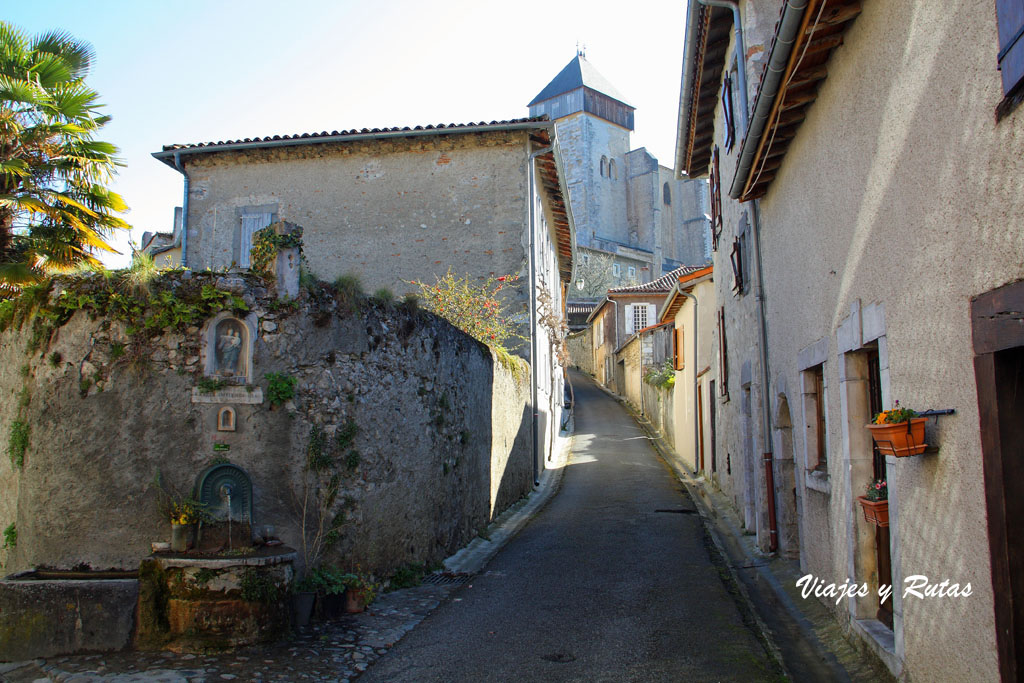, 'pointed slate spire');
529,55,635,130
